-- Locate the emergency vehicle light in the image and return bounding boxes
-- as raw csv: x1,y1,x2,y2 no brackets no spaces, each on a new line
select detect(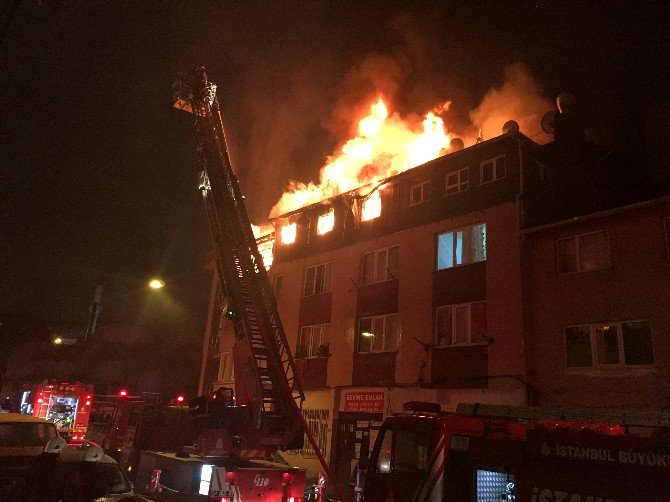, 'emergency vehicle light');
118,389,128,397
403,401,441,414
